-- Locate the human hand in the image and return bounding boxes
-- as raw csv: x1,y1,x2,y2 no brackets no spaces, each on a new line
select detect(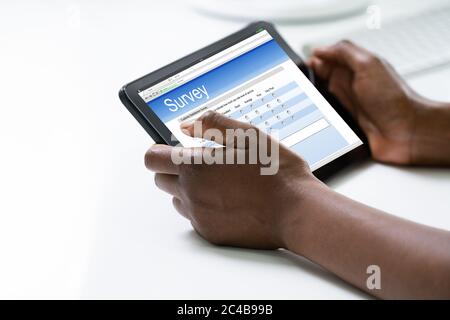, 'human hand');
309,40,422,165
144,111,321,249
